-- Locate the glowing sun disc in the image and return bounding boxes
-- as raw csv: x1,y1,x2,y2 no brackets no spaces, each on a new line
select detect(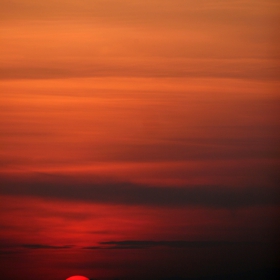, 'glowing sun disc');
66,276,89,280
